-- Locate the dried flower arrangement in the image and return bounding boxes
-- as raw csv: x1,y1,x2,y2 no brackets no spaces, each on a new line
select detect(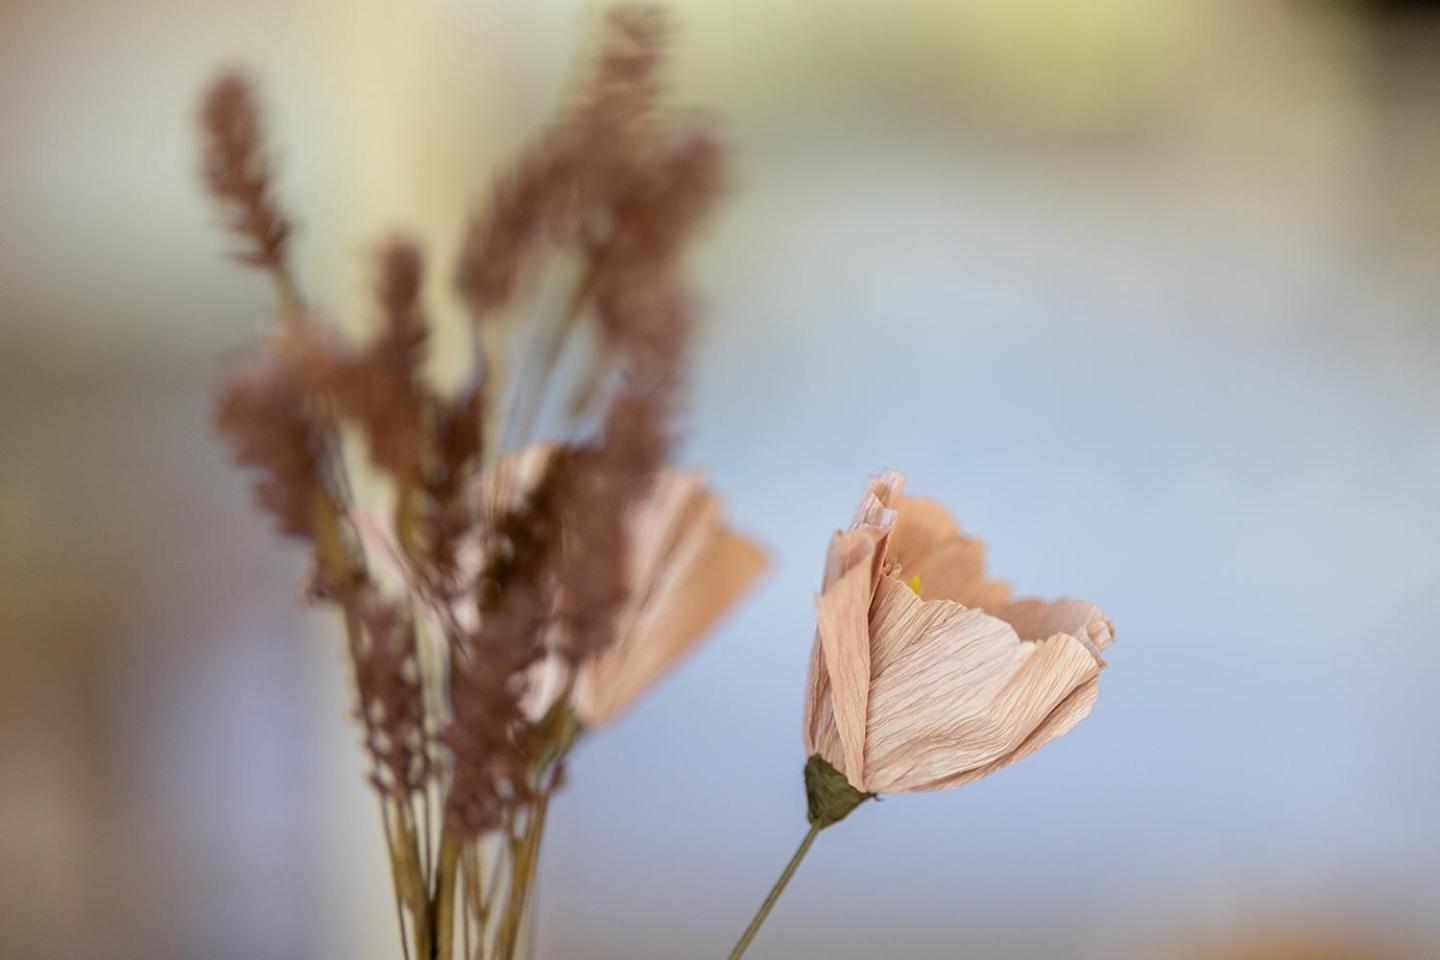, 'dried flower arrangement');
198,7,1113,959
